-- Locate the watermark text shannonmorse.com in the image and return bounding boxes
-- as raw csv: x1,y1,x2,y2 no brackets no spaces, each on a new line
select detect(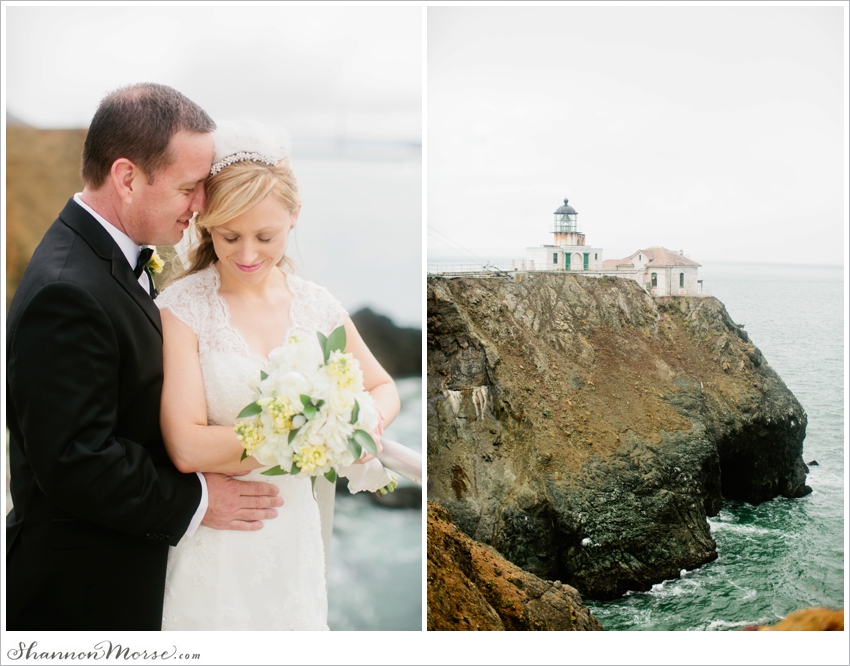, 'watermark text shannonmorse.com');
7,641,201,661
